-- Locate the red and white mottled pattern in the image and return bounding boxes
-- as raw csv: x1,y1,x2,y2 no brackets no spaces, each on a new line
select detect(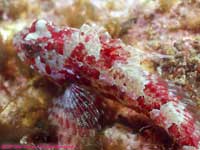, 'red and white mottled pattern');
14,19,200,149
151,101,200,149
